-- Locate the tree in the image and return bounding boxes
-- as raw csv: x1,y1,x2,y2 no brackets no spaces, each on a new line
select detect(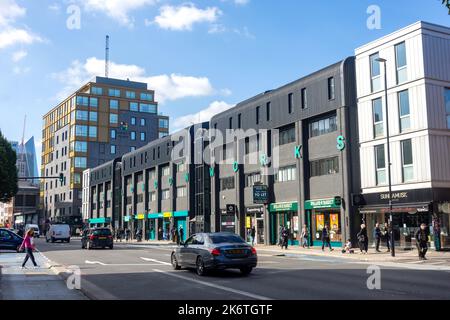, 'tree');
0,130,18,203
443,0,450,14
